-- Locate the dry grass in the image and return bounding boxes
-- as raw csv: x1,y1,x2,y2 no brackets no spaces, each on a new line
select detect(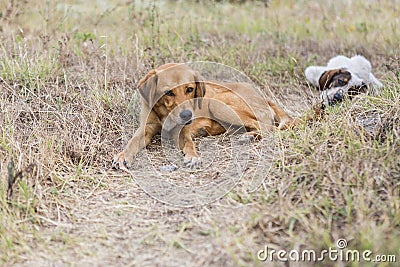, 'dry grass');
1,0,399,266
